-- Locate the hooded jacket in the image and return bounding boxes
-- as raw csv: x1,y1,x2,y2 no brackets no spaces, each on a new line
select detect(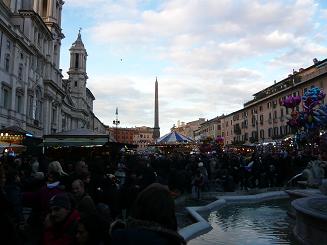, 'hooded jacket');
110,217,186,245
